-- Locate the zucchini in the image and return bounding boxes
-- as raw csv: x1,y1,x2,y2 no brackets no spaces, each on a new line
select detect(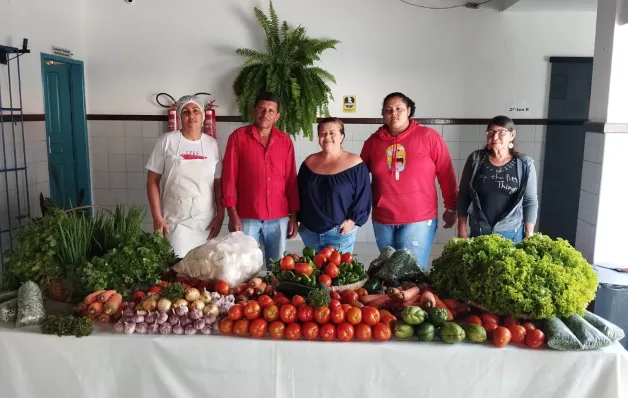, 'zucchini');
562,314,612,350
544,318,584,351
0,290,17,303
583,310,625,342
276,282,314,298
